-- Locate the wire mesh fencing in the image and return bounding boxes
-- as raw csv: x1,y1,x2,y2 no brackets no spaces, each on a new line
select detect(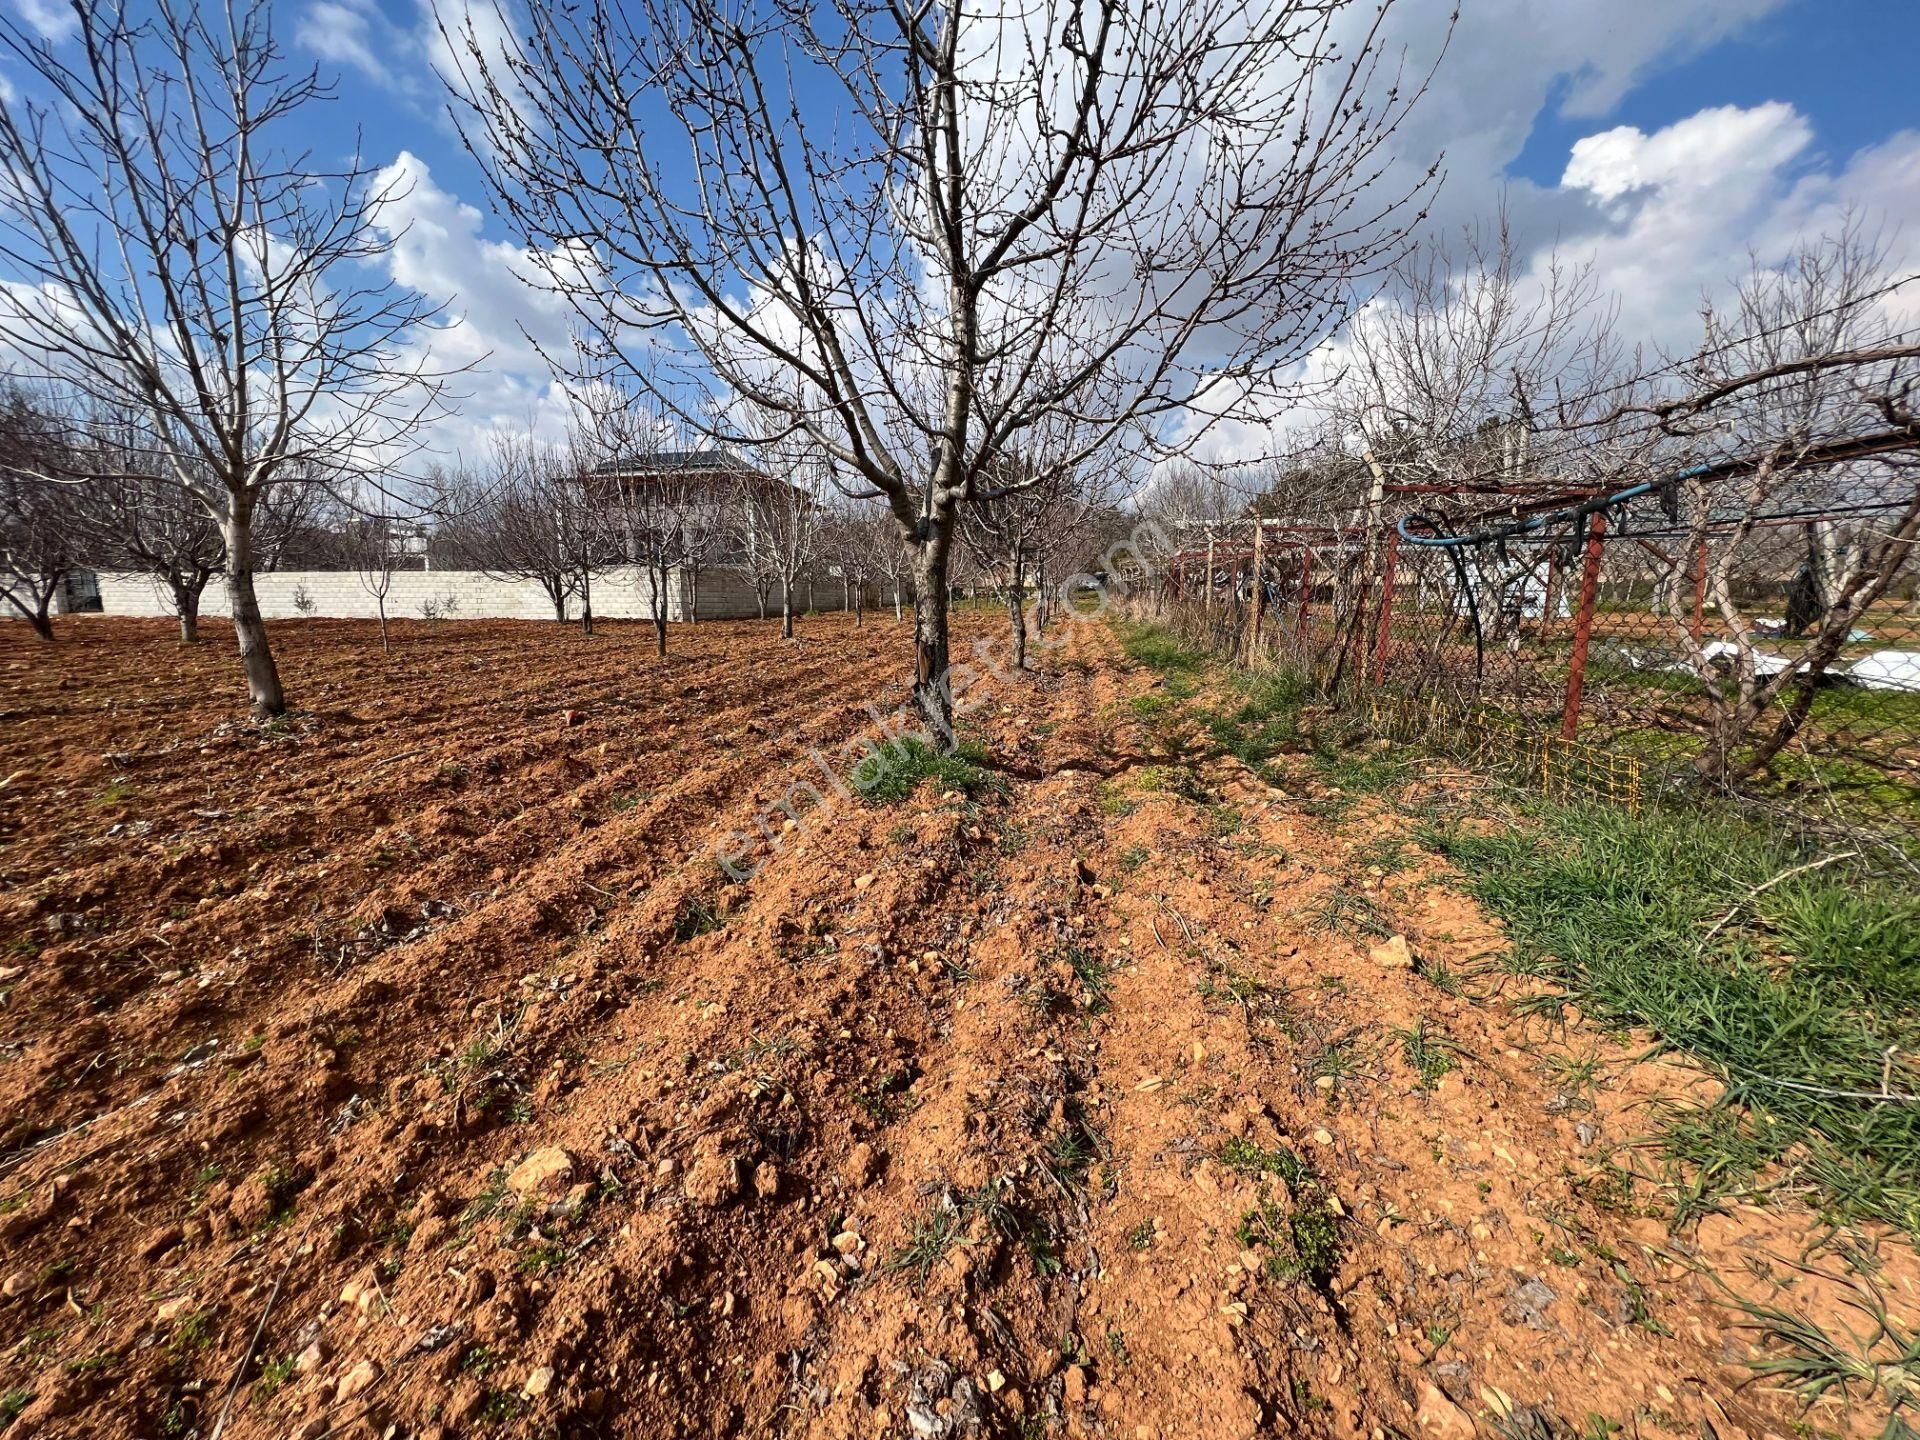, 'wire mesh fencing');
1150,483,1920,848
